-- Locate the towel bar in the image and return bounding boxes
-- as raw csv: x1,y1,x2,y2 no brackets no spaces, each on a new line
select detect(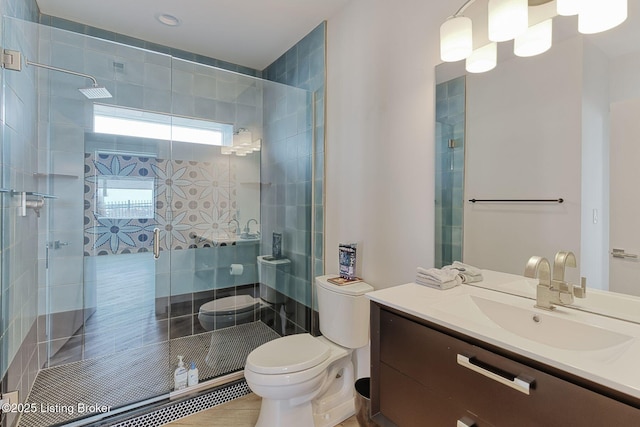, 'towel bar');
468,198,564,204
